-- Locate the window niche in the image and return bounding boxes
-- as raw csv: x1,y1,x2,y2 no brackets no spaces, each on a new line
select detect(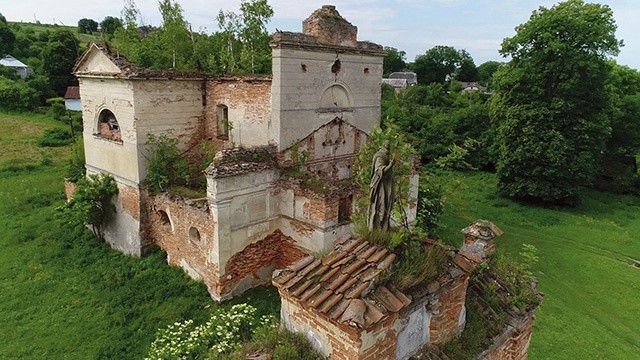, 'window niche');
189,226,201,245
216,104,230,140
97,109,122,142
